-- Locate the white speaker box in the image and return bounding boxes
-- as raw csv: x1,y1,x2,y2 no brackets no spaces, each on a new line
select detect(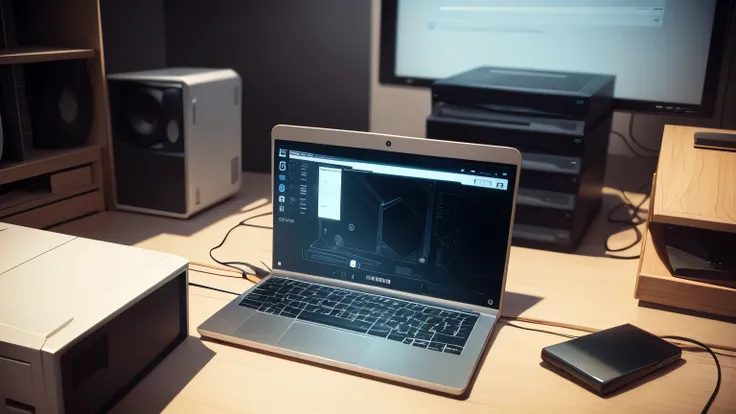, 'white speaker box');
108,68,242,218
